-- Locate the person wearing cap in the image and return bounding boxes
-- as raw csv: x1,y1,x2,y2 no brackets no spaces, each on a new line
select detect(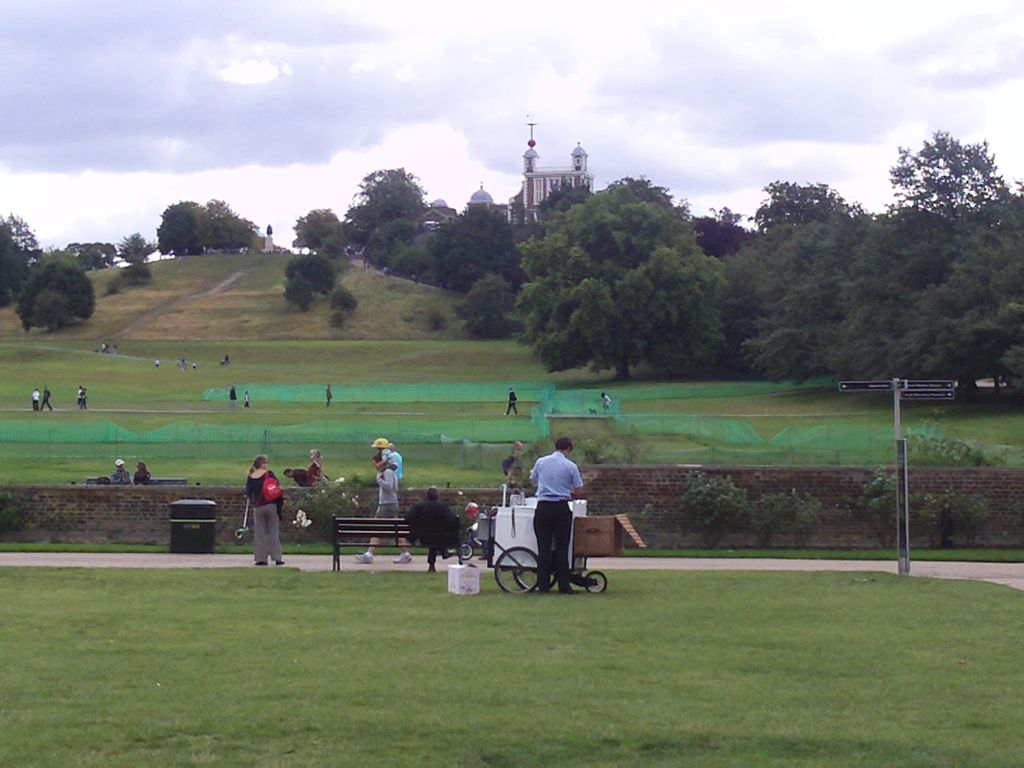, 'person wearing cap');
110,459,131,485
404,486,460,572
529,436,584,594
354,451,412,565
